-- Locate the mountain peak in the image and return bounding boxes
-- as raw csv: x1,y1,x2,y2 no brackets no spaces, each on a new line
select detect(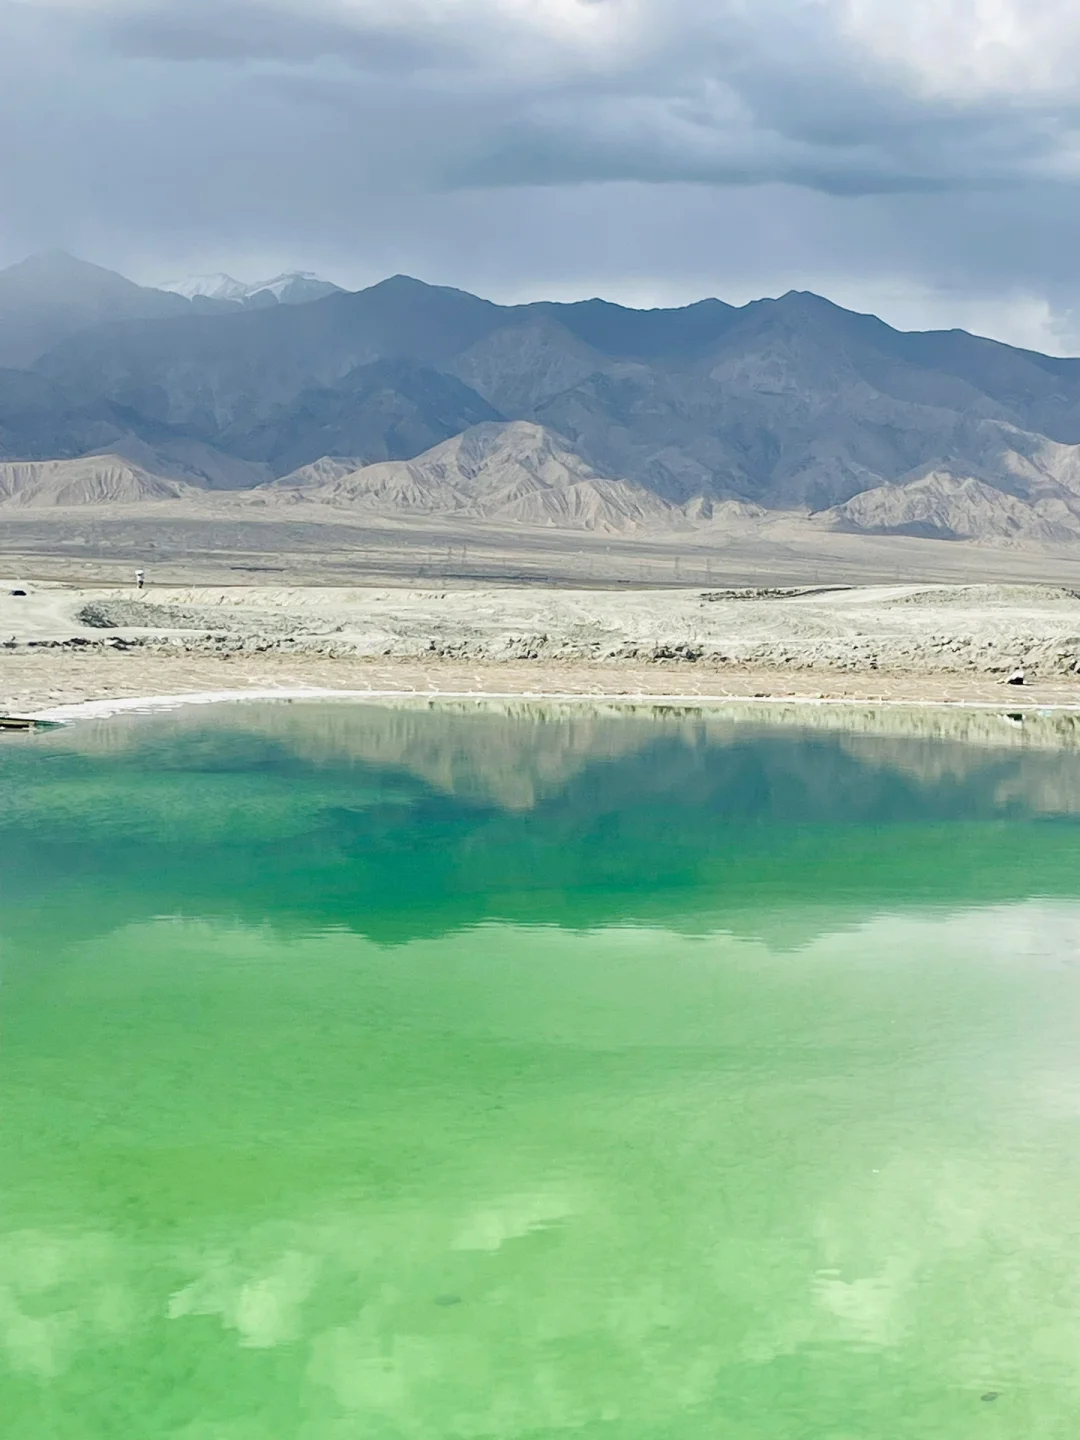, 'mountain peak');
2,250,134,284
771,289,843,314
365,274,489,303
7,250,106,274
0,251,161,309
